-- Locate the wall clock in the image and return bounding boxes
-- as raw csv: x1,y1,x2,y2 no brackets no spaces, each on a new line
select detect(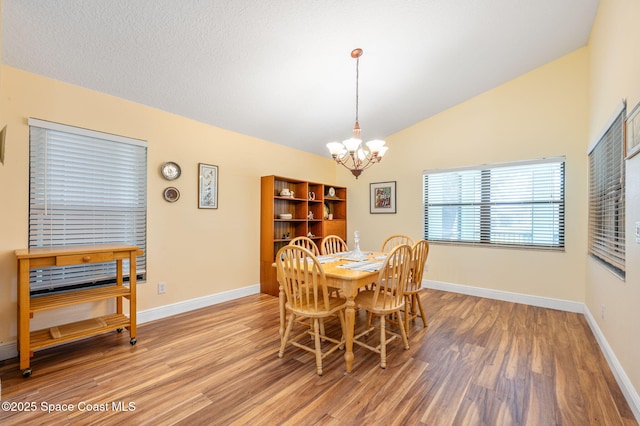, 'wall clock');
161,161,181,180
